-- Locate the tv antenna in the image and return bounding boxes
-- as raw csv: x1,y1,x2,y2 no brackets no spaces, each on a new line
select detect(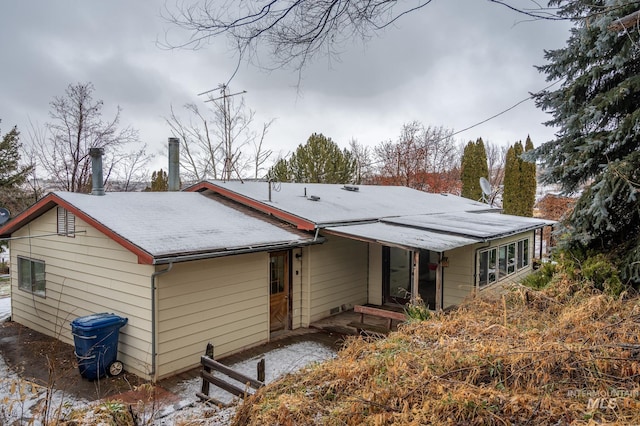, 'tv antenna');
479,177,492,206
197,84,247,181
0,207,10,226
